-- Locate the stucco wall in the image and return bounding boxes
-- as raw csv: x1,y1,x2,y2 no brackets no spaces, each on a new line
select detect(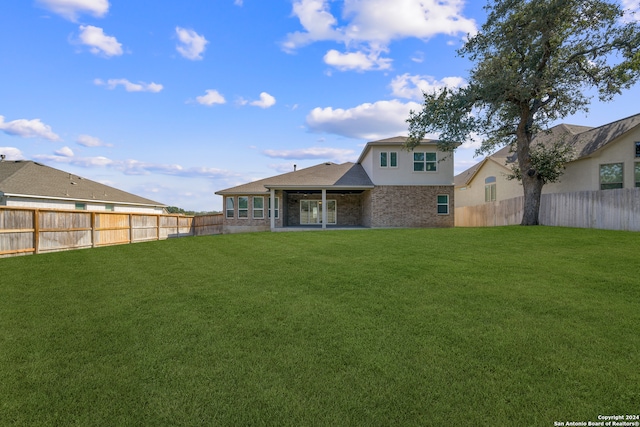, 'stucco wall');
455,160,522,208
360,145,455,186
